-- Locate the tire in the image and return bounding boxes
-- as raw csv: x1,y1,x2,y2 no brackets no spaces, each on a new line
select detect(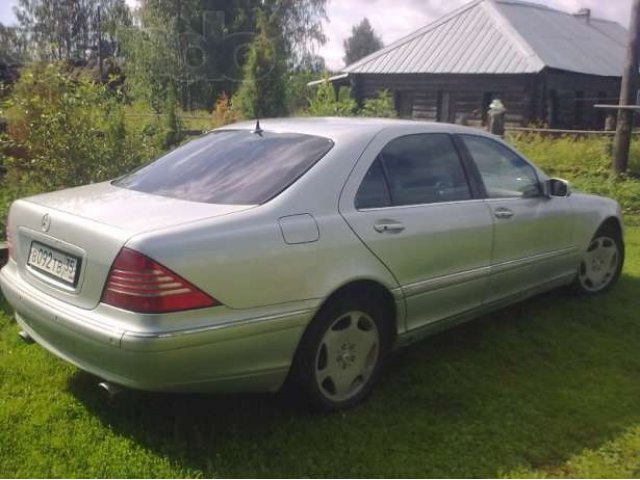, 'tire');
572,224,624,295
294,293,392,412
